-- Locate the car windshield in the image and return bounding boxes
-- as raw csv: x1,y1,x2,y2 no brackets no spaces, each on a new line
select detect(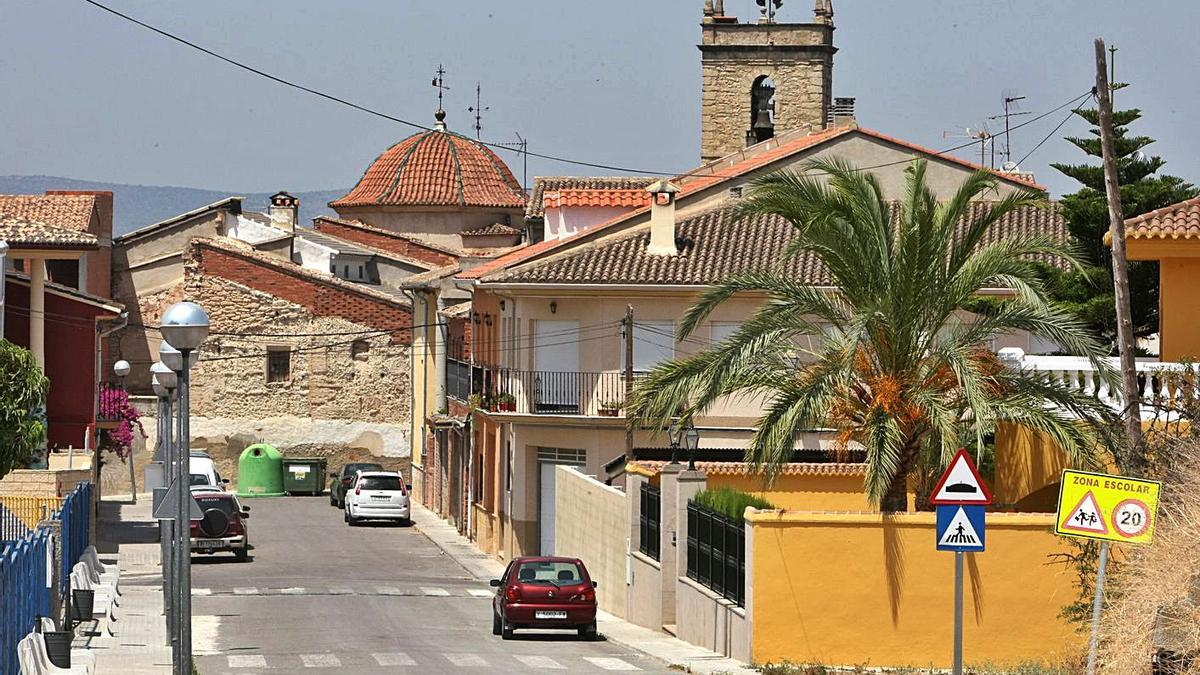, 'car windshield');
514,561,584,586
189,473,211,486
344,463,383,477
359,476,403,491
197,496,239,515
